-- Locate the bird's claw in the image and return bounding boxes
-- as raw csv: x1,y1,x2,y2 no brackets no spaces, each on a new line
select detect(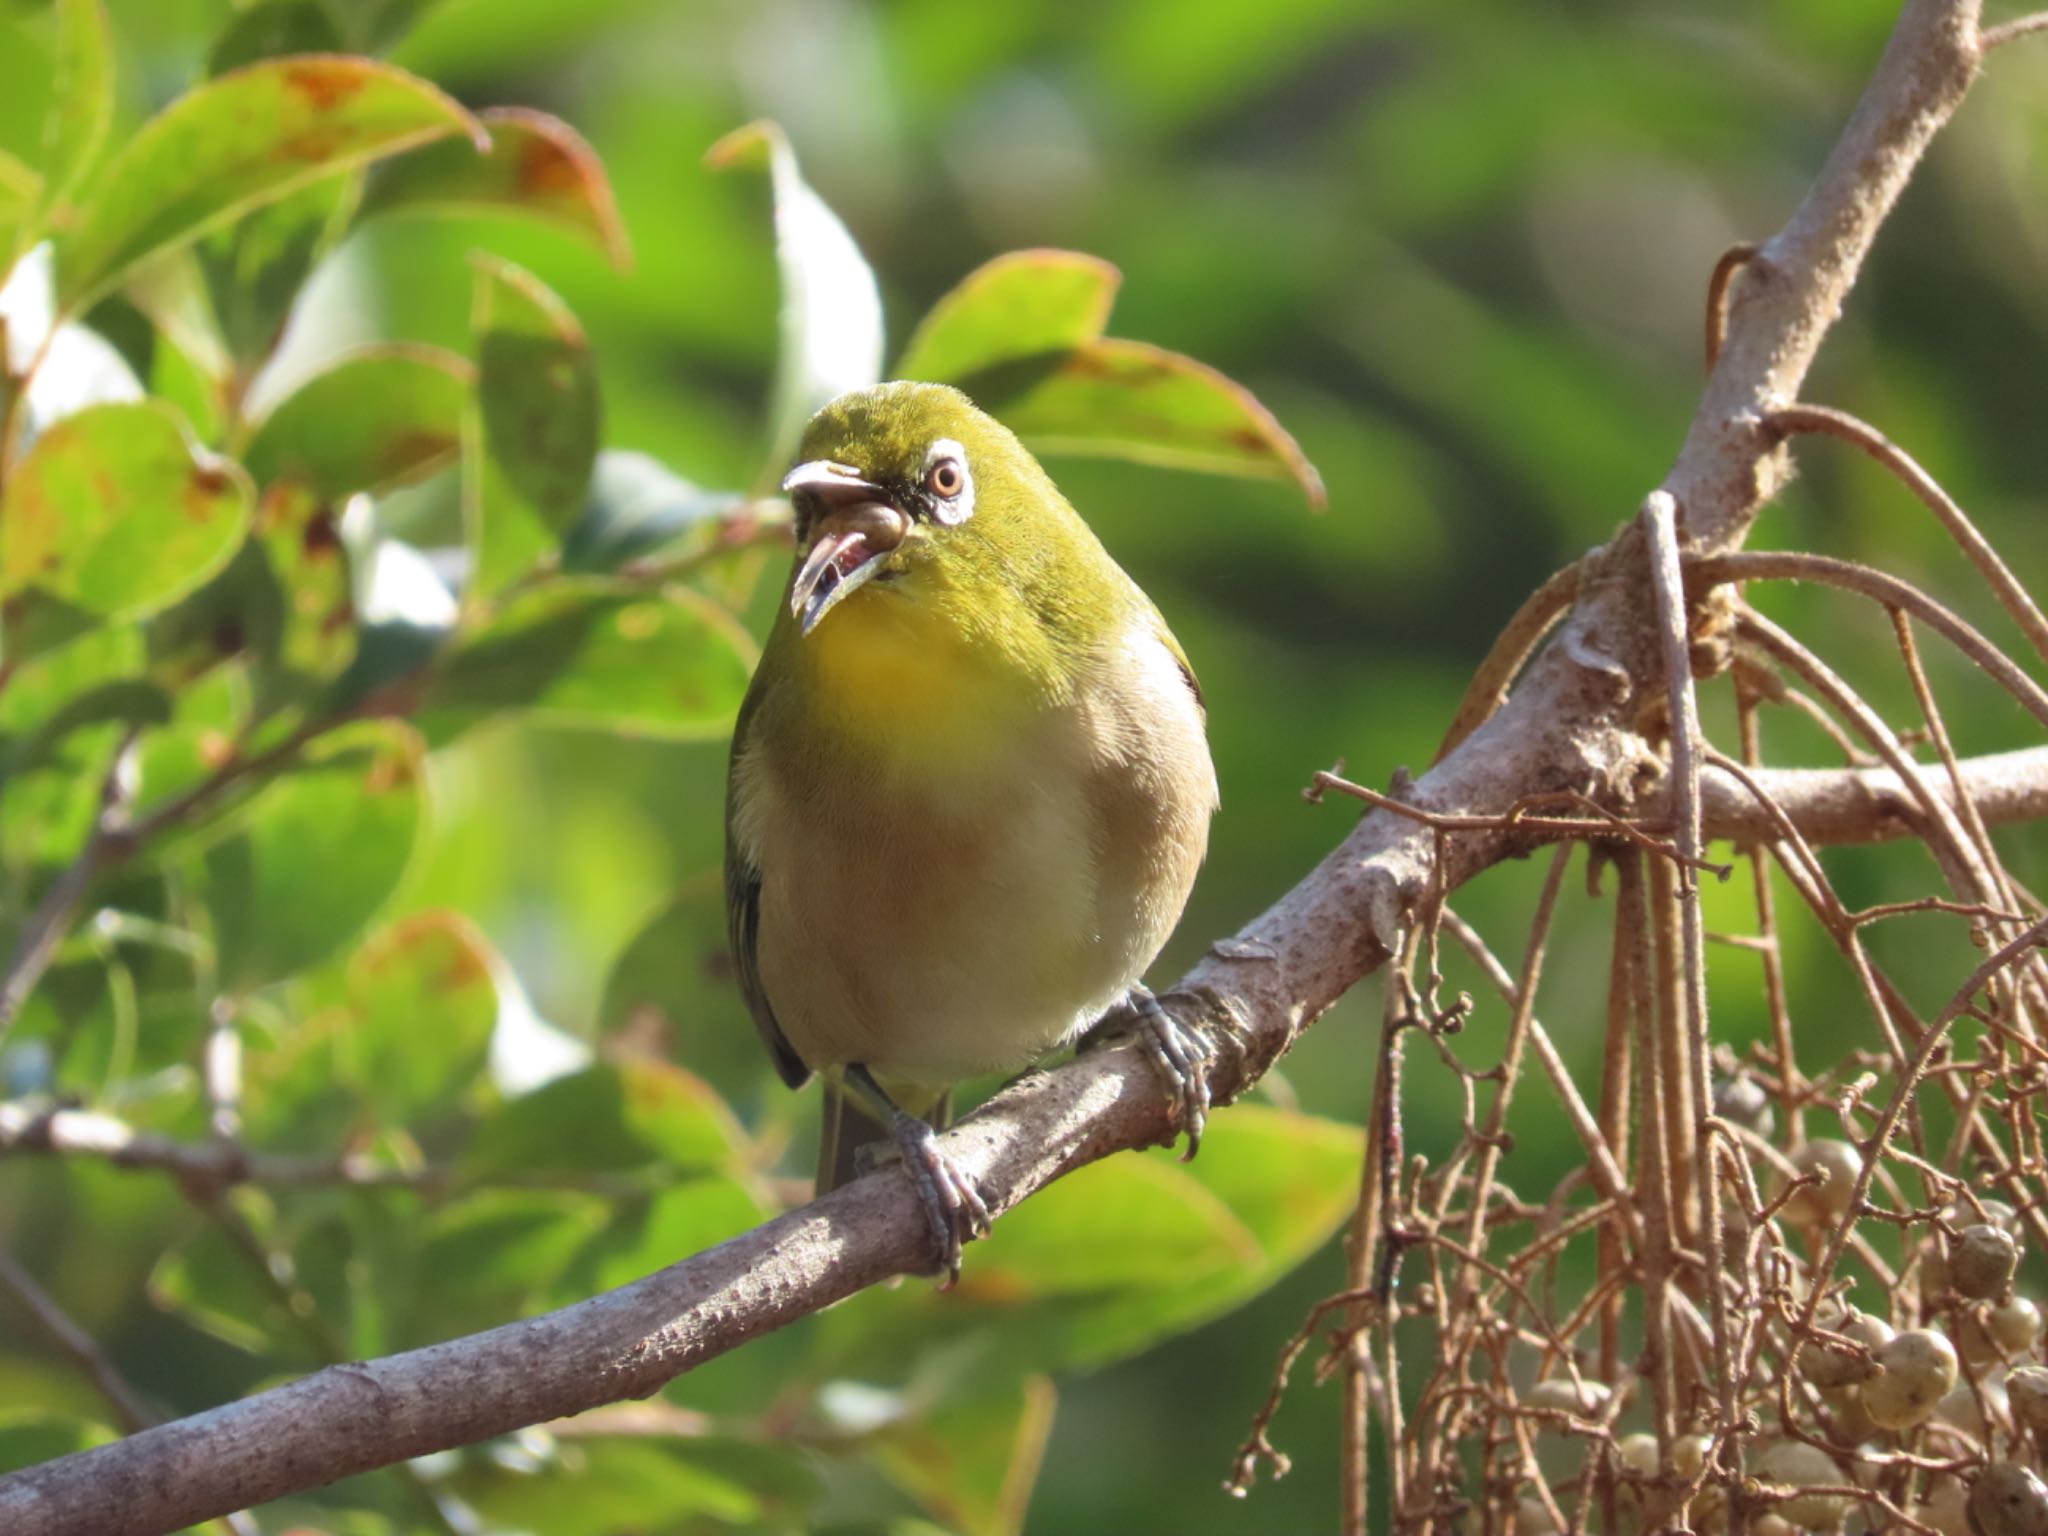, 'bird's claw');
1108,983,1214,1160
890,1111,990,1286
